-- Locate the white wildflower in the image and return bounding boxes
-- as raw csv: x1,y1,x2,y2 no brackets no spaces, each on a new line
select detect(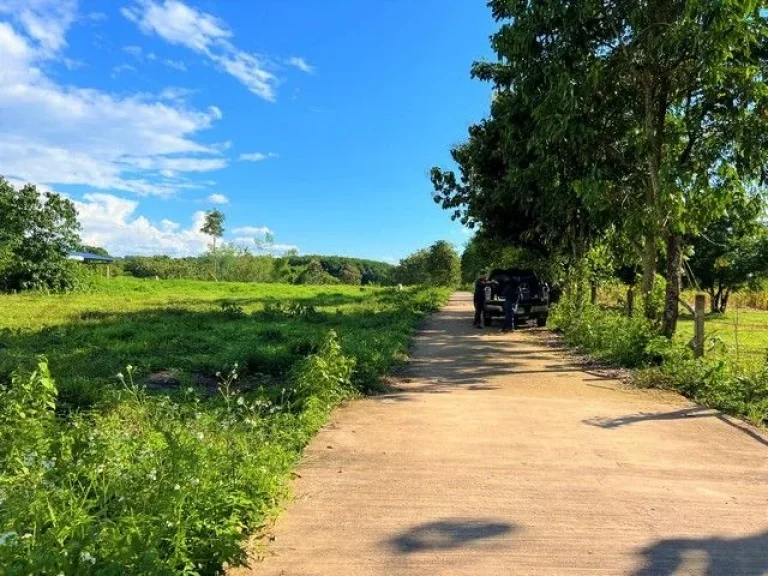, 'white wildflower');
147,469,157,481
96,465,104,474
196,432,204,441
21,533,32,540
166,521,174,528
191,478,200,486
174,484,180,491
80,551,96,564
